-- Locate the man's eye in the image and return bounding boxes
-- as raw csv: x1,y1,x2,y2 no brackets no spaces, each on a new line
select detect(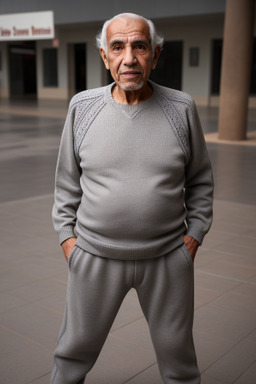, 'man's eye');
113,45,122,51
136,45,147,51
